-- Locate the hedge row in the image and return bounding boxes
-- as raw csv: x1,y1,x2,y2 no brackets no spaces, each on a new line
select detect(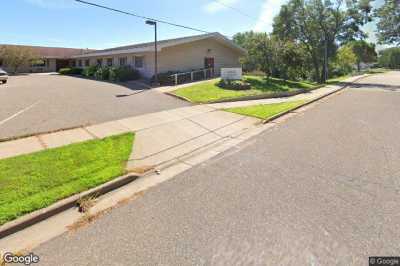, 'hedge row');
59,66,140,82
